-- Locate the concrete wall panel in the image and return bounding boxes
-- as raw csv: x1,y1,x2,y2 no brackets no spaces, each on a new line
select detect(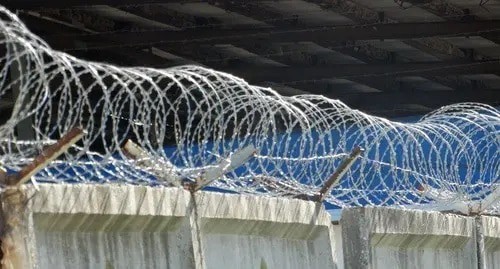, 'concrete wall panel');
481,215,500,269
195,191,338,269
8,184,340,269
341,207,477,269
